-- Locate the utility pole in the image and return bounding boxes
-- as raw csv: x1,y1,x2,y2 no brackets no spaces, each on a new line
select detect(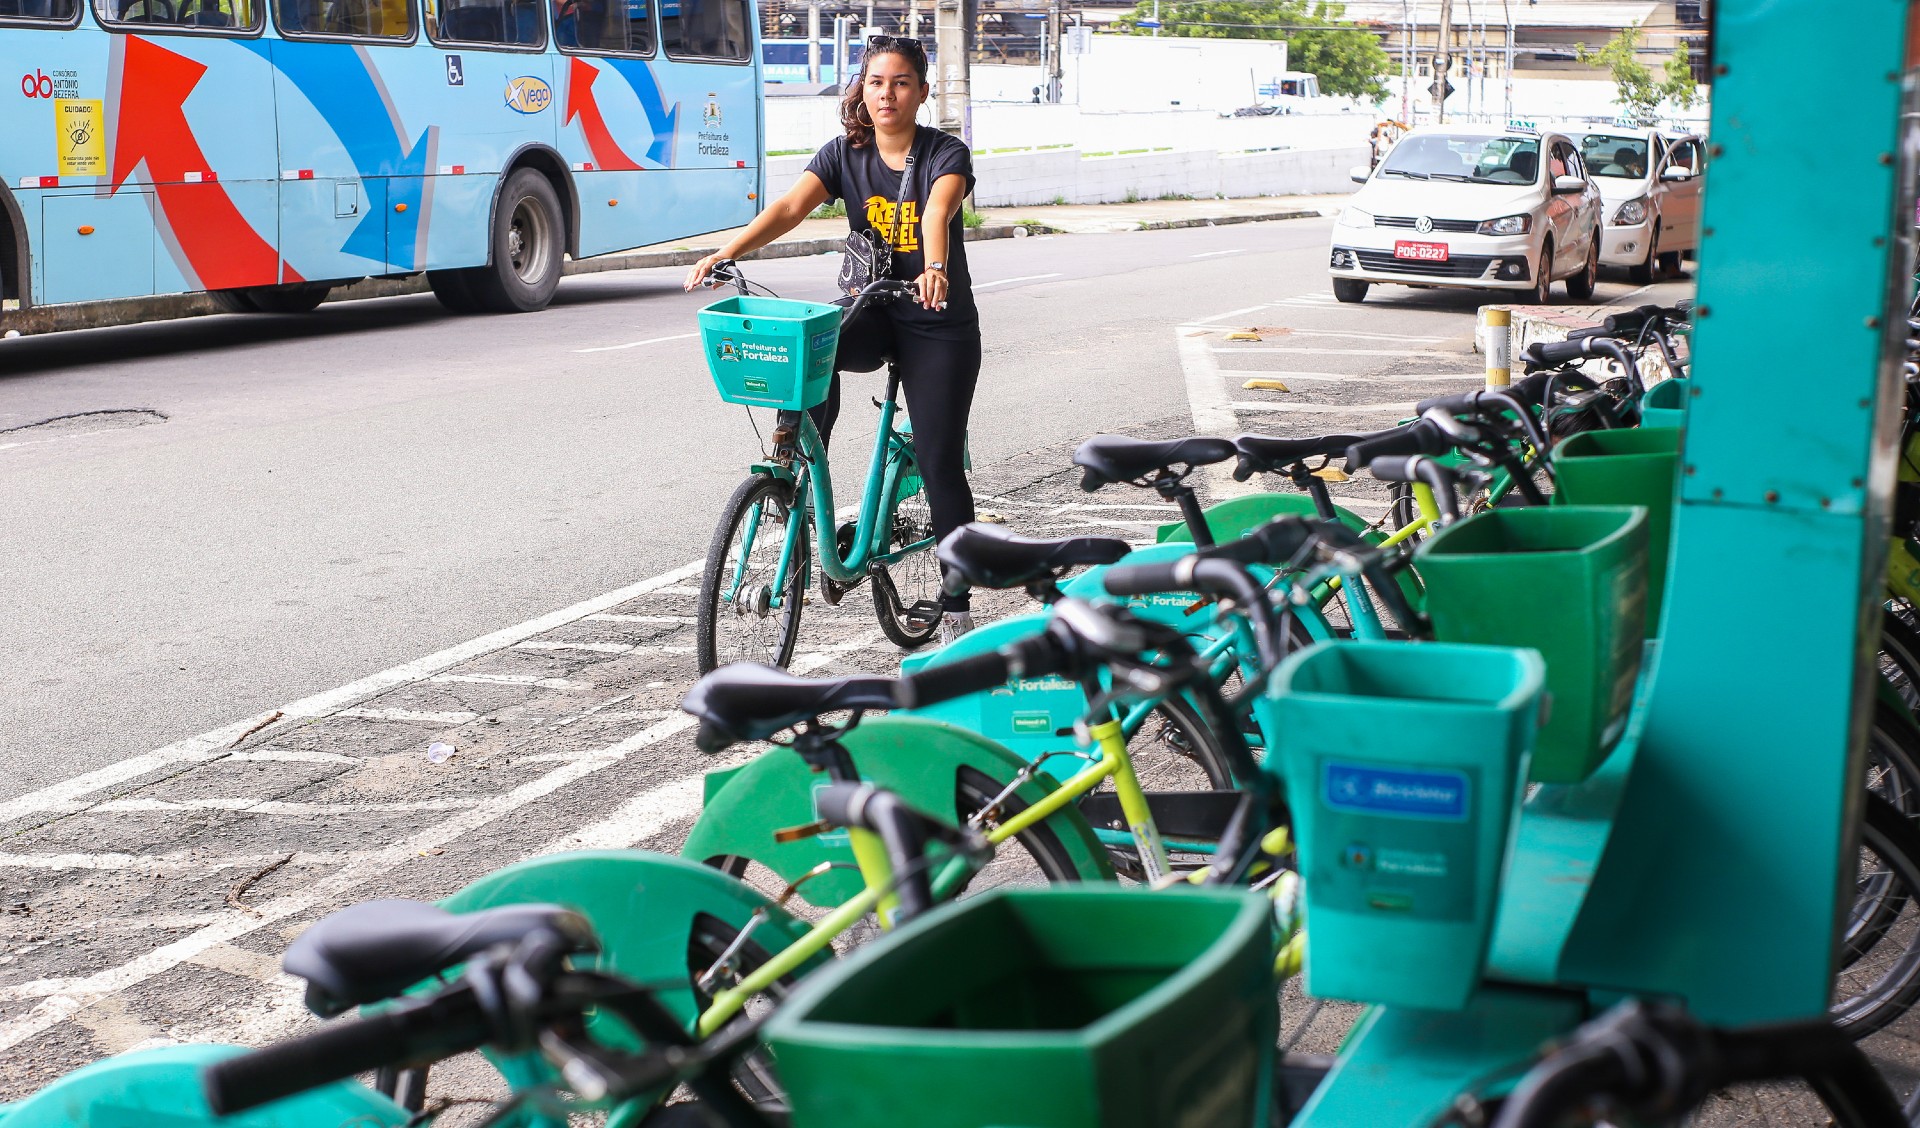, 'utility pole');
1500,0,1513,123
1434,0,1453,123
934,0,971,144
833,14,850,85
1400,1,1412,124
907,0,919,38
1045,0,1062,102
807,1,821,84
